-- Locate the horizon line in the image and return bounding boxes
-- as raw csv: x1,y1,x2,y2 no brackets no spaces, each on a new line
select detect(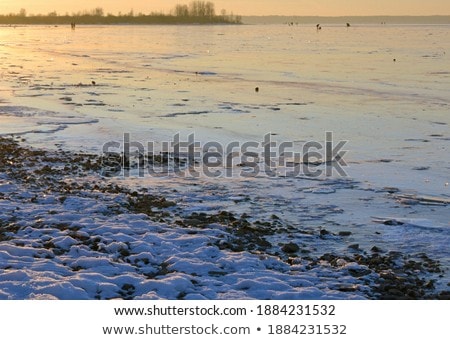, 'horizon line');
242,14,450,17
